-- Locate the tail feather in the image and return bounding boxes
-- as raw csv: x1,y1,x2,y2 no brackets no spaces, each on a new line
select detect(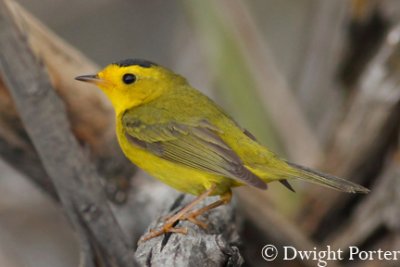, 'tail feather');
285,162,370,194
279,179,296,192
